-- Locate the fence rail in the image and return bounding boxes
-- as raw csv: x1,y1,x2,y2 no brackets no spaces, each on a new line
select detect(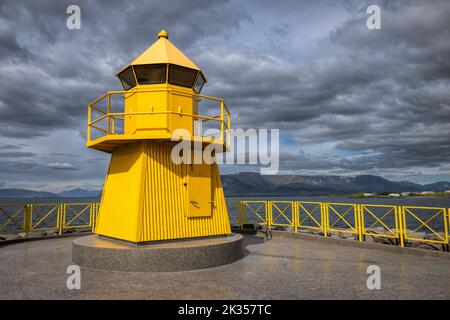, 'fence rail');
238,200,450,250
1,200,449,251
